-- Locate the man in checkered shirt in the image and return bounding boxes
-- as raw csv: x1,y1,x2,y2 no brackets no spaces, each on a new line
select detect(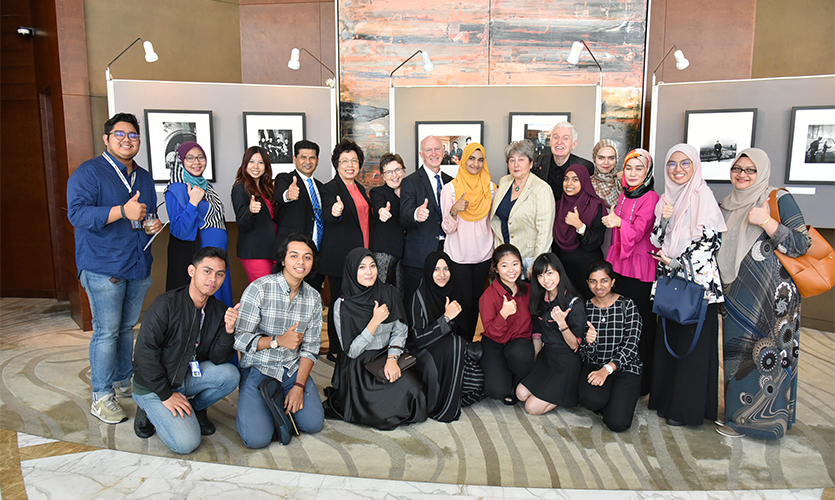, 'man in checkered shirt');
234,233,325,448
